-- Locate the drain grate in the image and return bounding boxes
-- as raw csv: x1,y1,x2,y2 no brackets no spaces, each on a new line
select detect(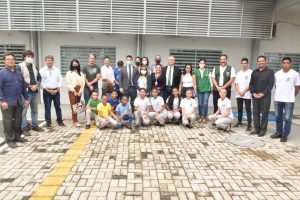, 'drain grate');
226,135,265,148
